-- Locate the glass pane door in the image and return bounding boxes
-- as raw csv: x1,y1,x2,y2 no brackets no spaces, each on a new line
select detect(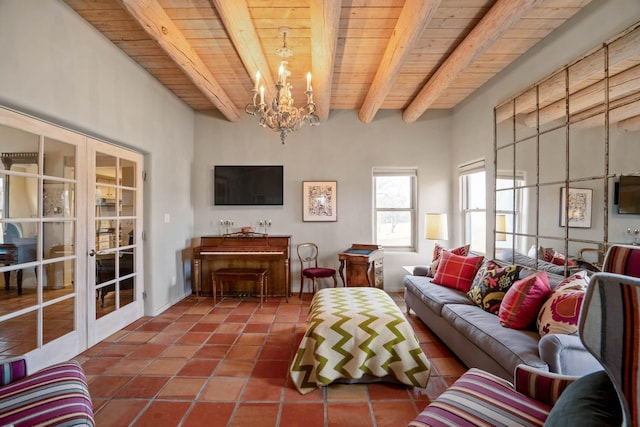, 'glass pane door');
0,107,144,370
89,141,143,345
0,109,86,371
